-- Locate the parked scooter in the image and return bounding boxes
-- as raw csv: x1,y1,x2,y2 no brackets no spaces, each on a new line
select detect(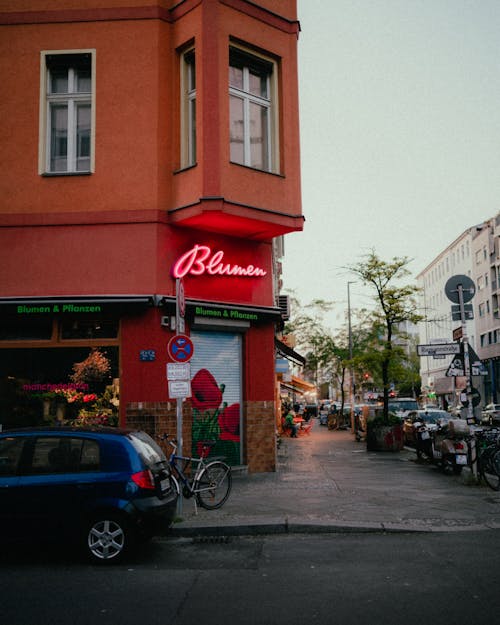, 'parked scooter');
415,418,470,475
